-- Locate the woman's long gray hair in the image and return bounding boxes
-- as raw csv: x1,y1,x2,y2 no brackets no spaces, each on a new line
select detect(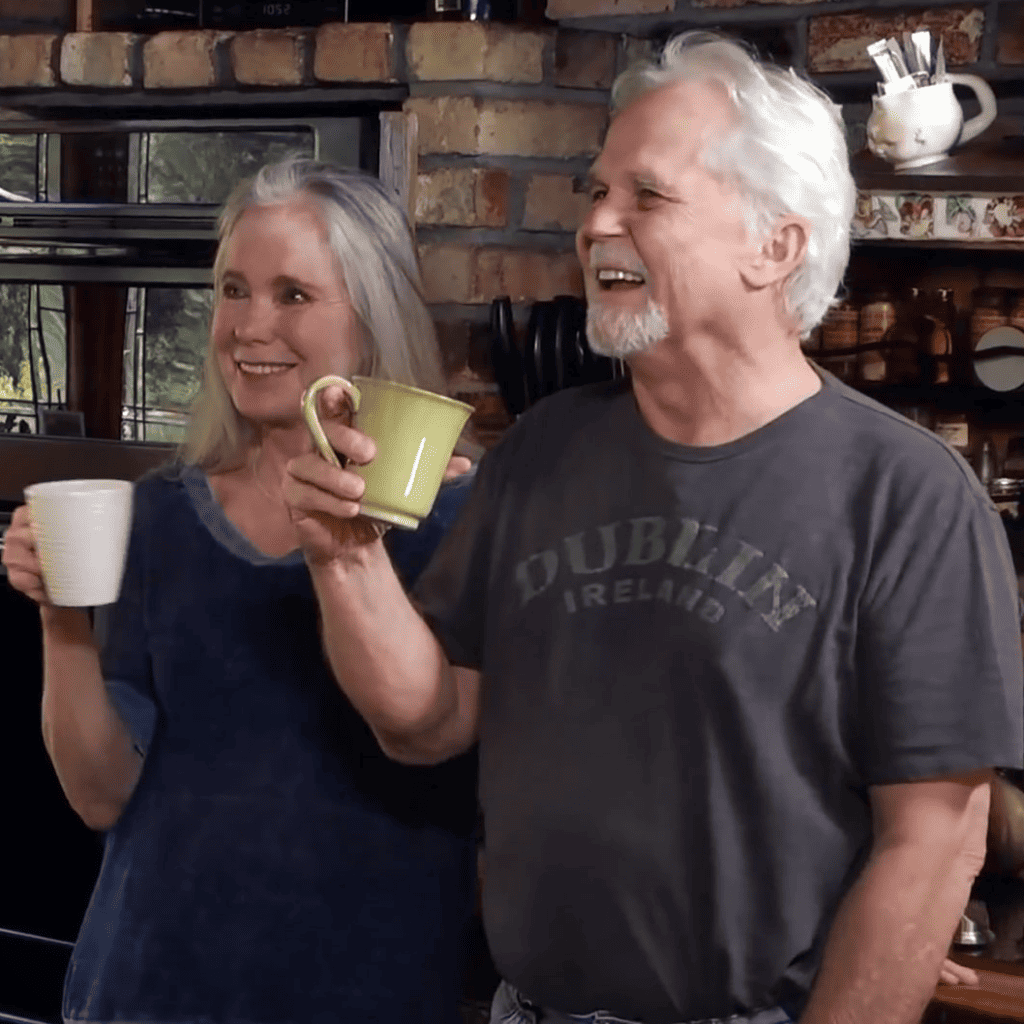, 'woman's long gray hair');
180,157,447,471
613,31,856,338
